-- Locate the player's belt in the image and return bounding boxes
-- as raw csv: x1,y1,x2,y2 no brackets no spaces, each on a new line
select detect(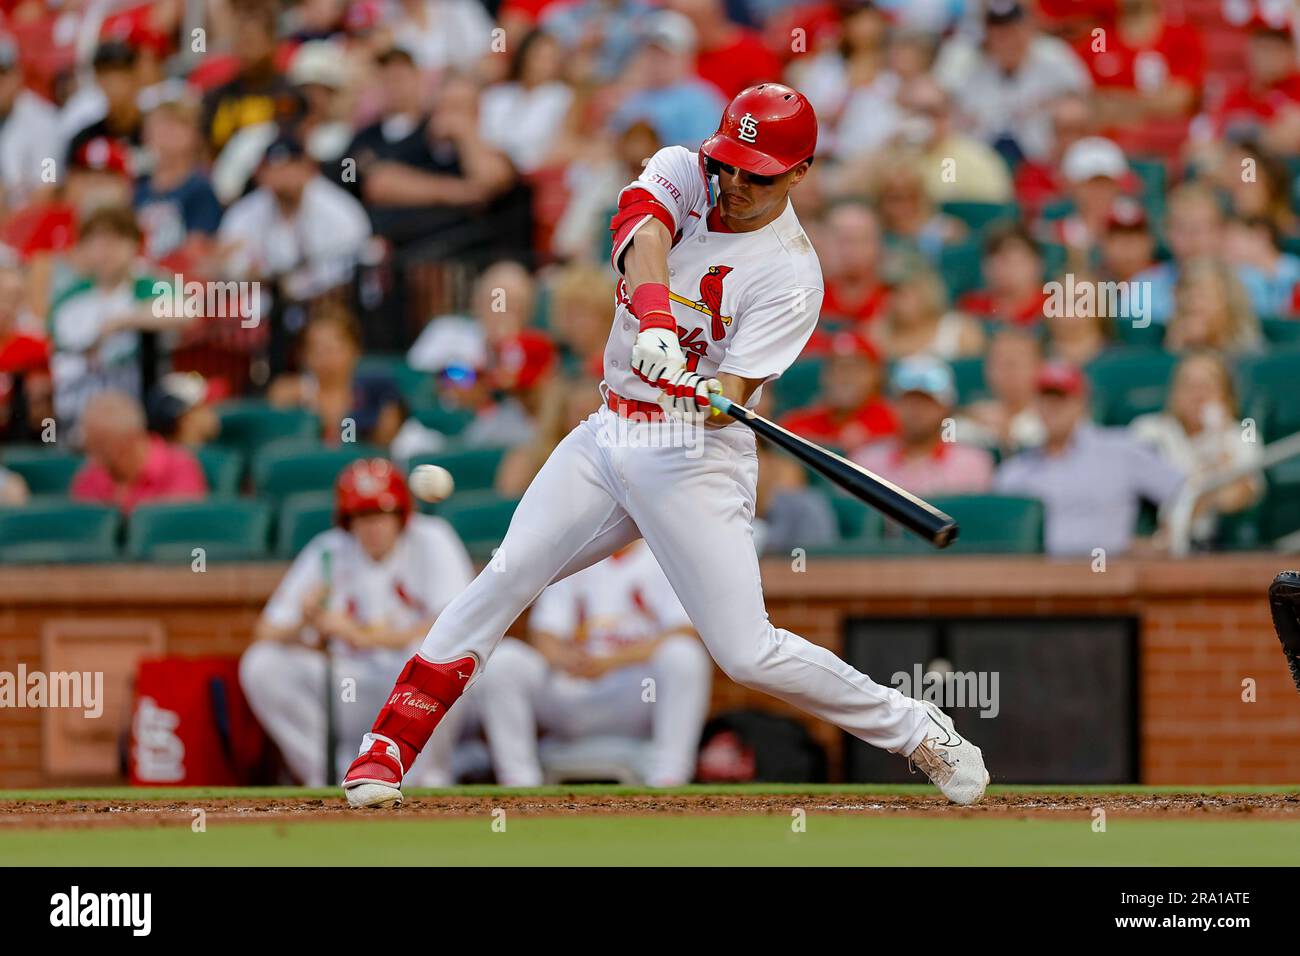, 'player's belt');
605,388,666,422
